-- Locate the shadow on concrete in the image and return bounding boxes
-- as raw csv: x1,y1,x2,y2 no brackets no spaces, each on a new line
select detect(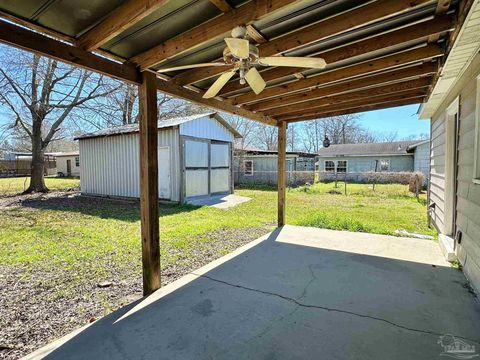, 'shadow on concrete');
31,227,480,360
